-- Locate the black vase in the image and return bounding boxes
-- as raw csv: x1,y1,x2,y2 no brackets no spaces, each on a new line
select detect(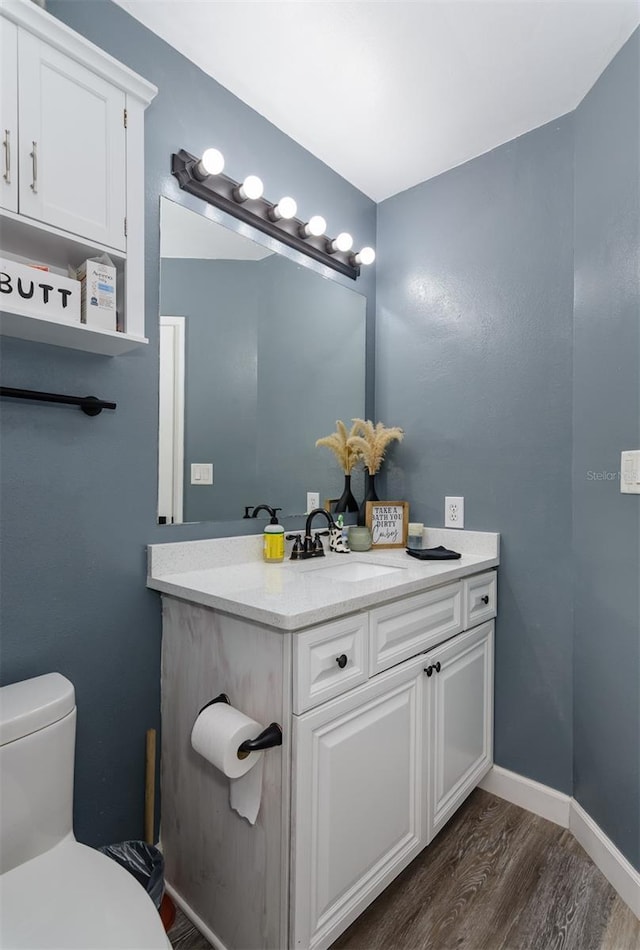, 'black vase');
358,472,379,526
334,474,359,515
